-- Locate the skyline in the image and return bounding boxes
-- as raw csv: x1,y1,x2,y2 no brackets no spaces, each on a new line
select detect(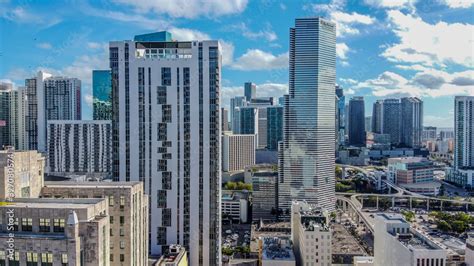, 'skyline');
1,0,473,128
